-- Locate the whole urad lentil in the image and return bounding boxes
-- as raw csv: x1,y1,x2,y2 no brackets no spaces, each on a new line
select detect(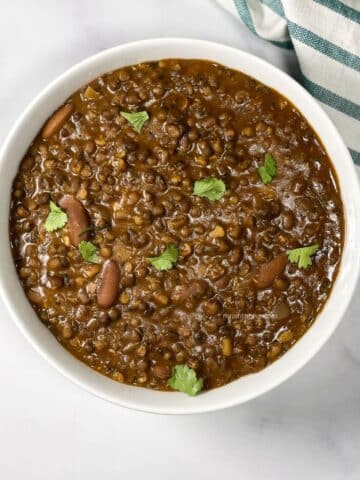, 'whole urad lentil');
9,59,344,392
